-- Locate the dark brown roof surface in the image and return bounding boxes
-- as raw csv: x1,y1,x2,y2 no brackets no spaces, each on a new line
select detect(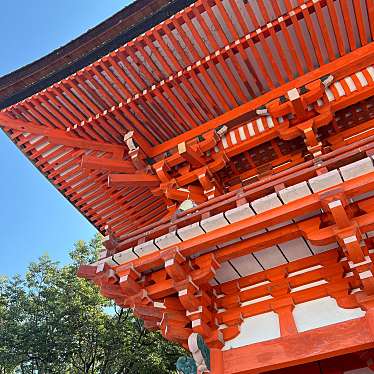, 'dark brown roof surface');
0,0,195,109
